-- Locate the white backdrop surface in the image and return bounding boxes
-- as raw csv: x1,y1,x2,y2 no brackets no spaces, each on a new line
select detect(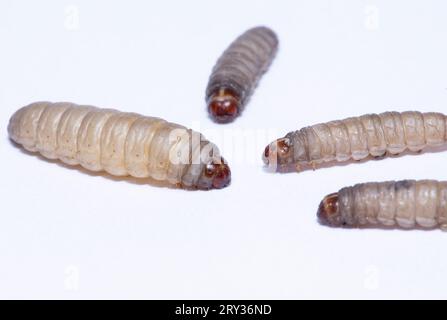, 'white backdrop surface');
1,0,447,299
